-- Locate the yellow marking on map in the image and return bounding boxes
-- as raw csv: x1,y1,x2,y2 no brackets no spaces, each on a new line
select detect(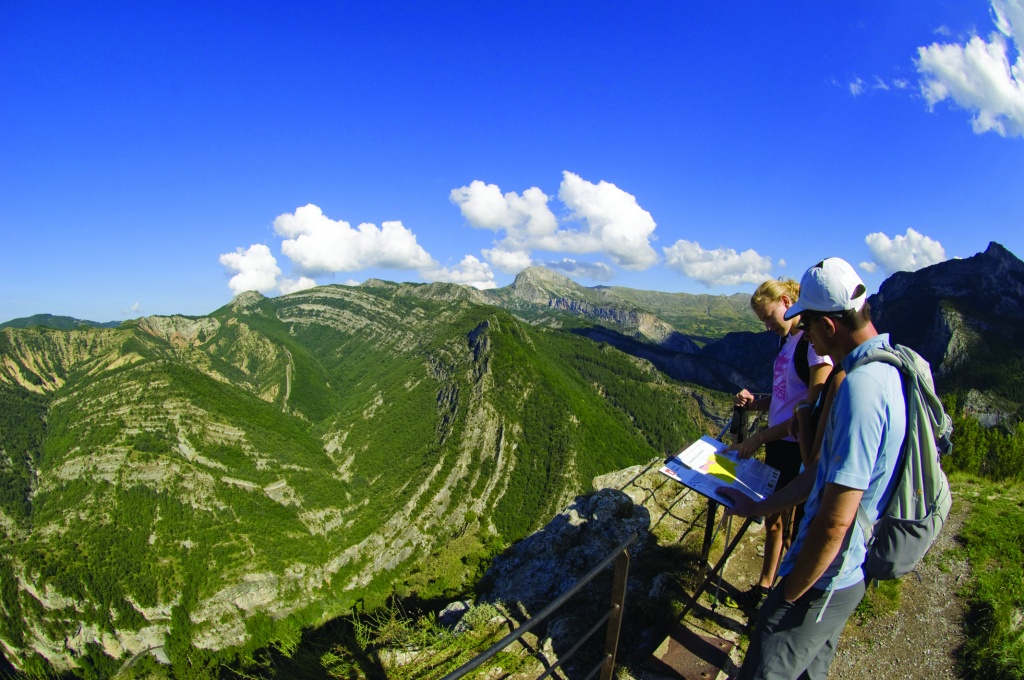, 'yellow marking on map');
702,455,739,485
